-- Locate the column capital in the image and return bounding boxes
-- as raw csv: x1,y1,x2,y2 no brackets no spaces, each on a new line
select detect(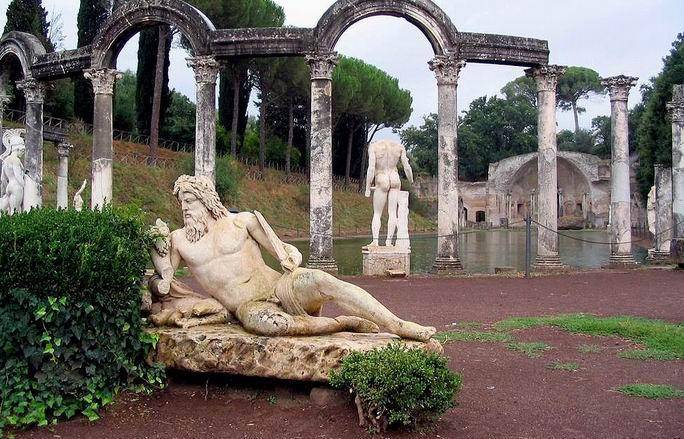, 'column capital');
187,56,220,85
428,55,465,86
84,68,122,95
16,78,46,103
305,52,339,80
57,142,73,158
601,75,638,102
666,84,684,123
525,65,566,92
